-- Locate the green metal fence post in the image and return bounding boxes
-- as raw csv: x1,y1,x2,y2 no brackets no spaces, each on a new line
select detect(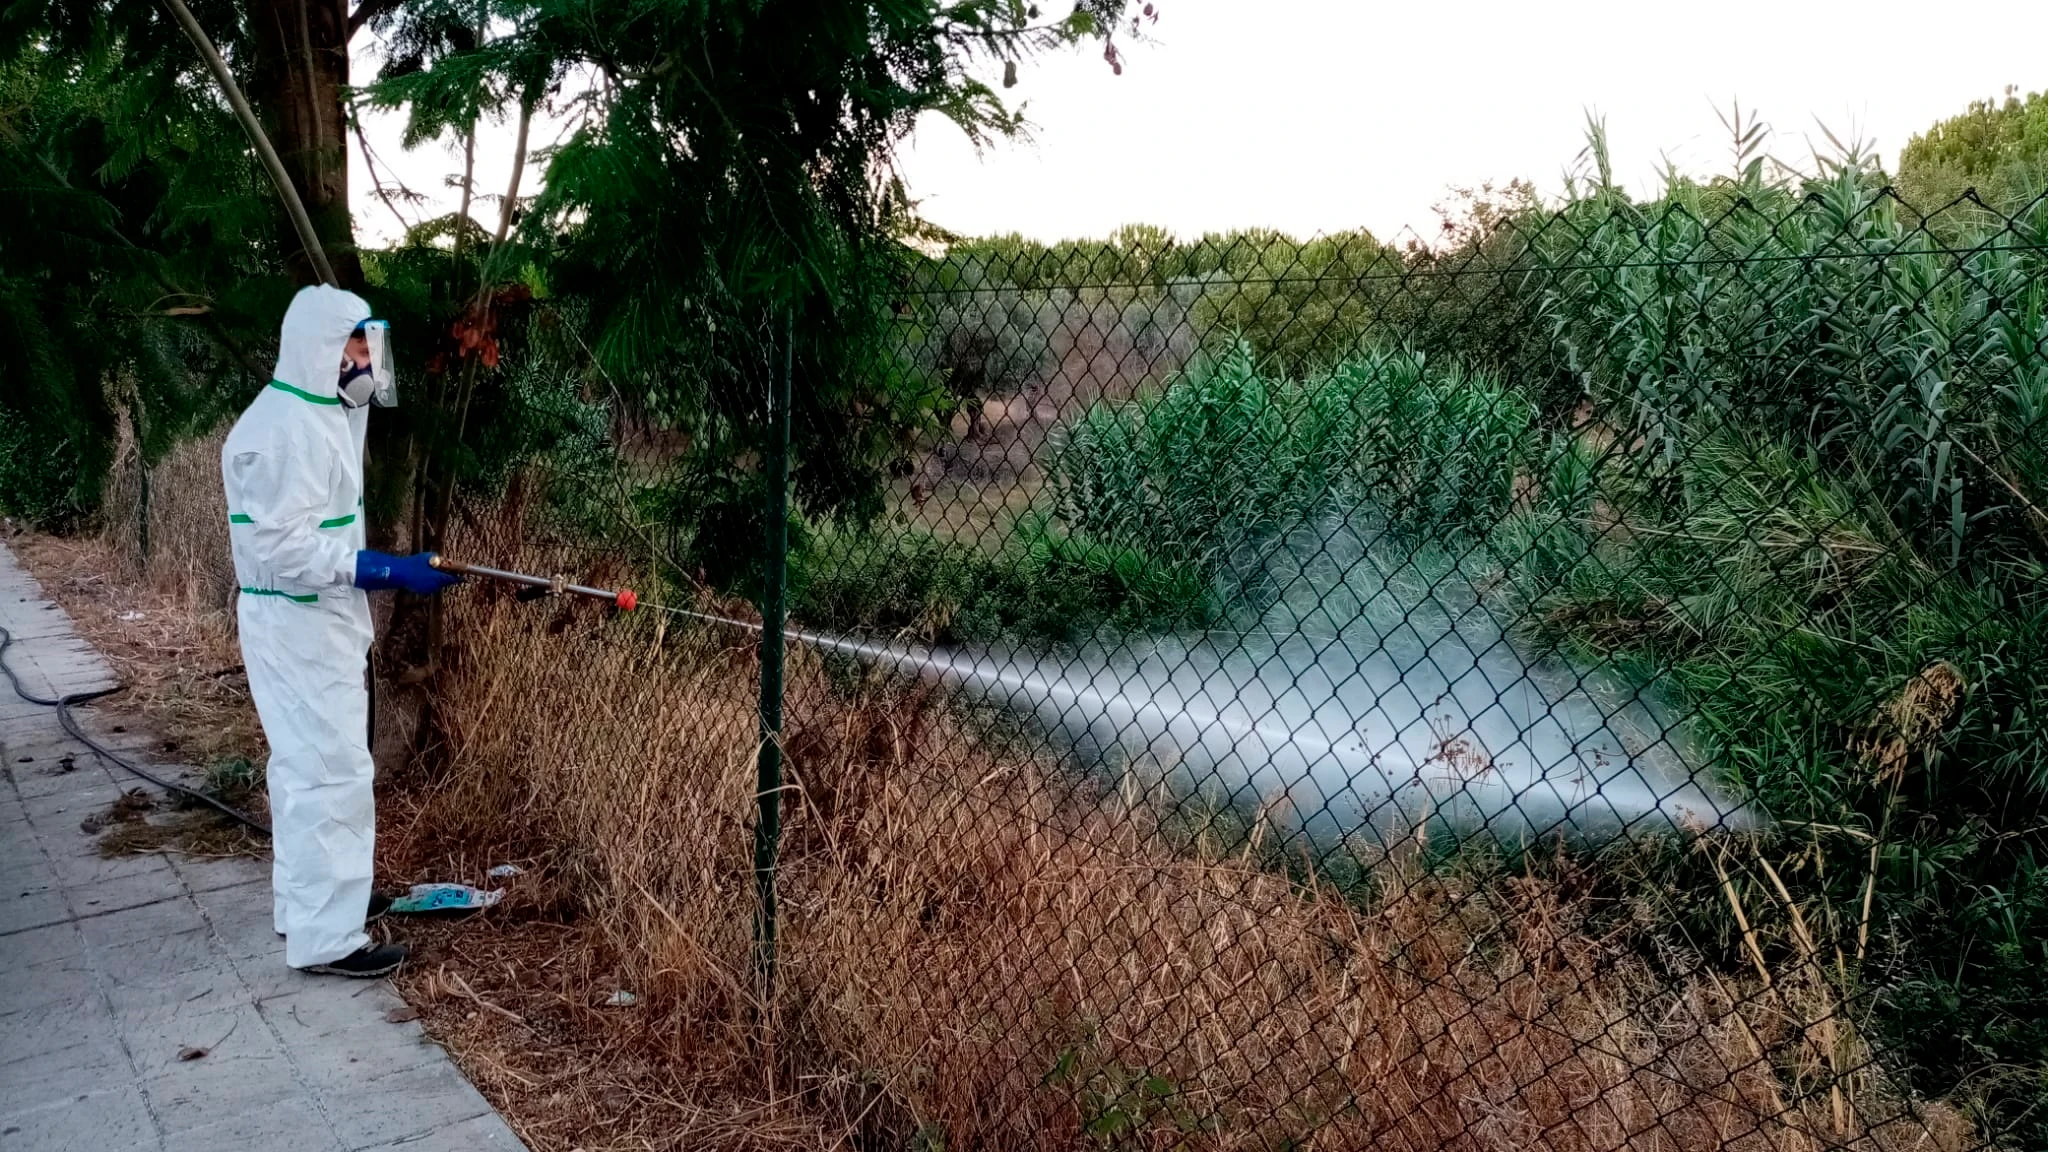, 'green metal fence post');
753,307,793,999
